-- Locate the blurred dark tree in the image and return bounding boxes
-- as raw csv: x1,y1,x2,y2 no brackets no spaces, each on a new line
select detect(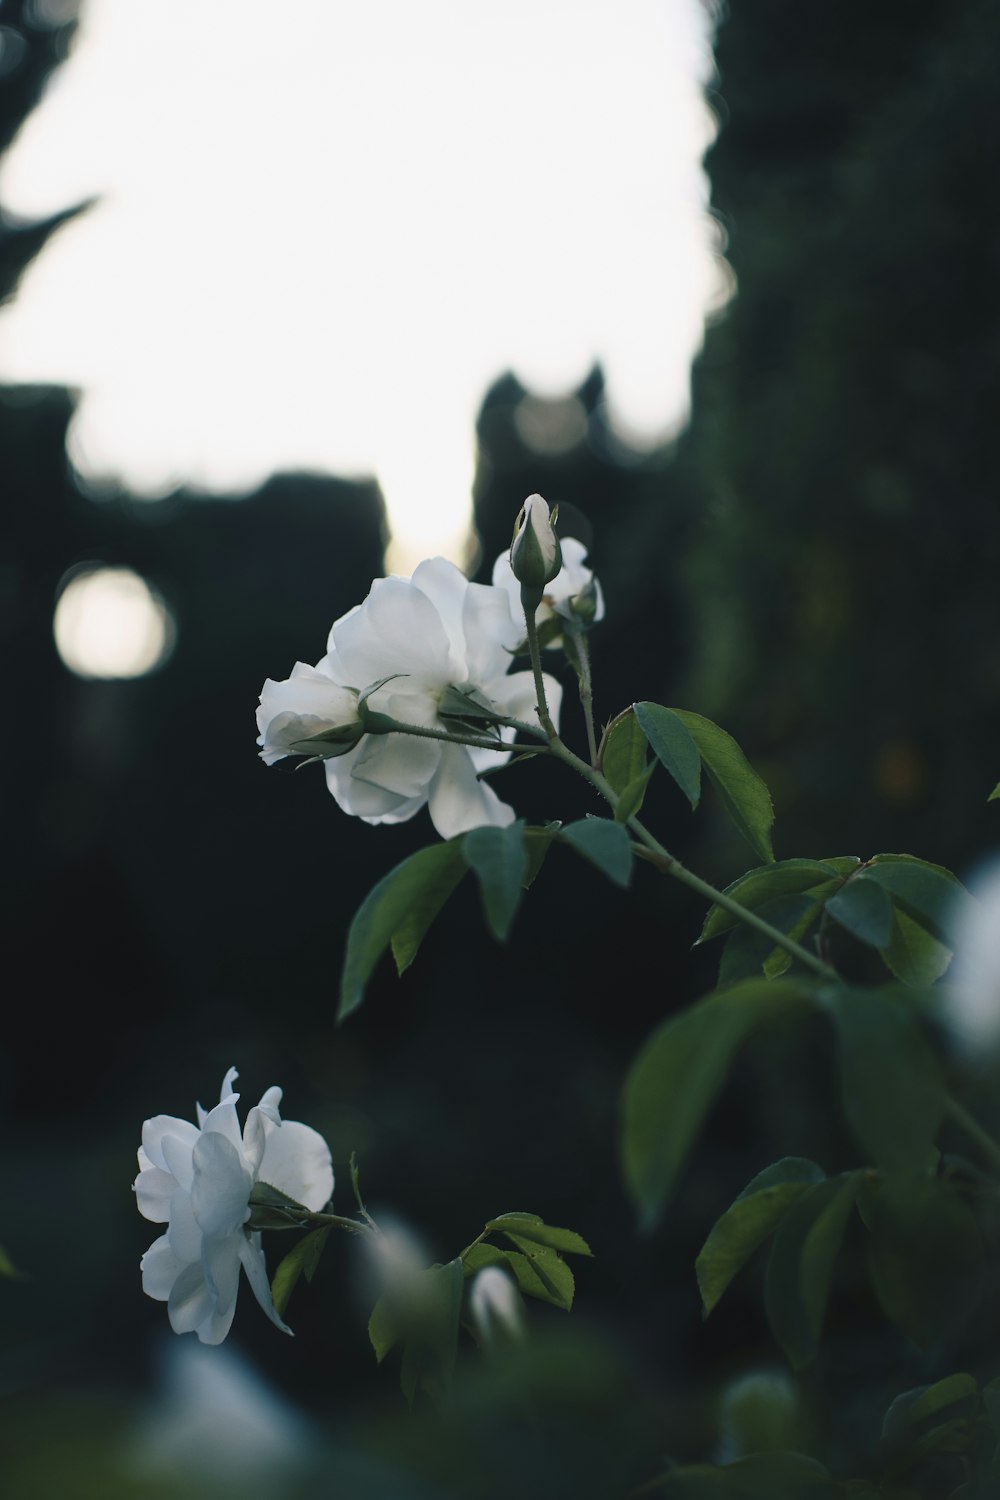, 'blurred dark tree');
672,0,1000,873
